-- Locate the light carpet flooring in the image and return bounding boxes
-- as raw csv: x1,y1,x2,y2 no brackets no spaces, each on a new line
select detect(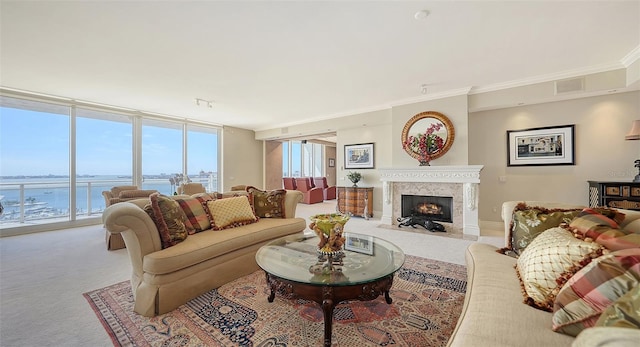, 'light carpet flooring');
0,200,503,347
